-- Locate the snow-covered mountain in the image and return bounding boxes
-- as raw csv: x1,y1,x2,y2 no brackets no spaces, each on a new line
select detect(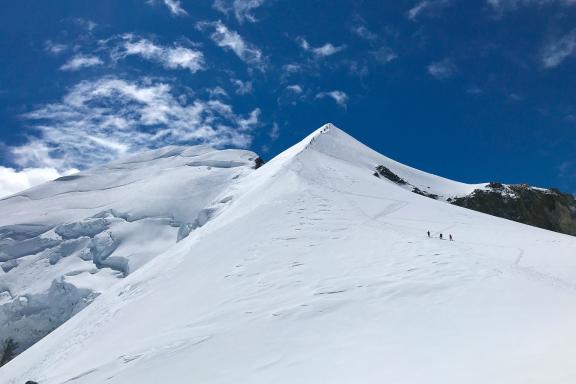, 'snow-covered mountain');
0,145,261,362
3,124,576,384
